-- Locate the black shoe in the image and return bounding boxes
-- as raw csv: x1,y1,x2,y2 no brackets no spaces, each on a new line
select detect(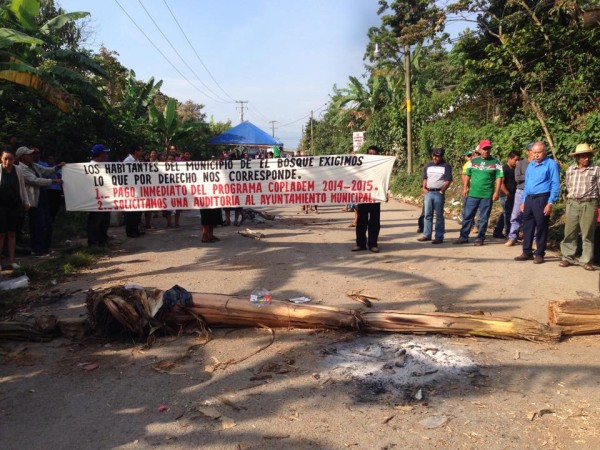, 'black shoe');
352,246,366,252
514,253,533,261
453,239,468,245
